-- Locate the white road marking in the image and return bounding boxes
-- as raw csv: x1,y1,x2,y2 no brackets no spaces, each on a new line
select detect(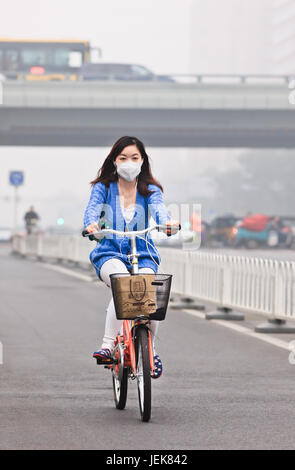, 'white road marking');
39,262,98,283
182,309,292,352
181,309,206,320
